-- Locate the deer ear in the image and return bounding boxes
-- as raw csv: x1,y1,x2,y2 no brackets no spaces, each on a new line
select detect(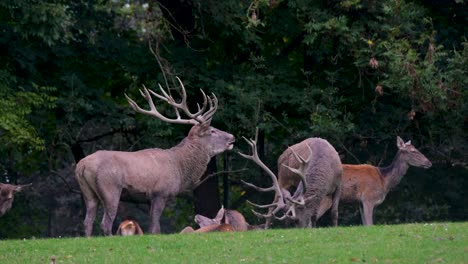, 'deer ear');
196,123,211,136
215,206,225,222
396,136,406,149
15,183,31,192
